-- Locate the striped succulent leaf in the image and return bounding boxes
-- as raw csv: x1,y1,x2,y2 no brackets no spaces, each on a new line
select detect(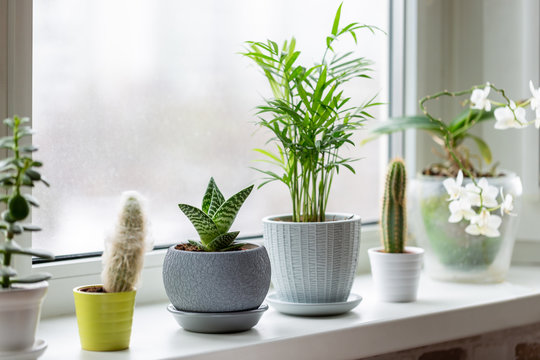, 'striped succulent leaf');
212,185,254,234
207,231,240,251
178,204,221,245
207,187,225,218
202,177,224,214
